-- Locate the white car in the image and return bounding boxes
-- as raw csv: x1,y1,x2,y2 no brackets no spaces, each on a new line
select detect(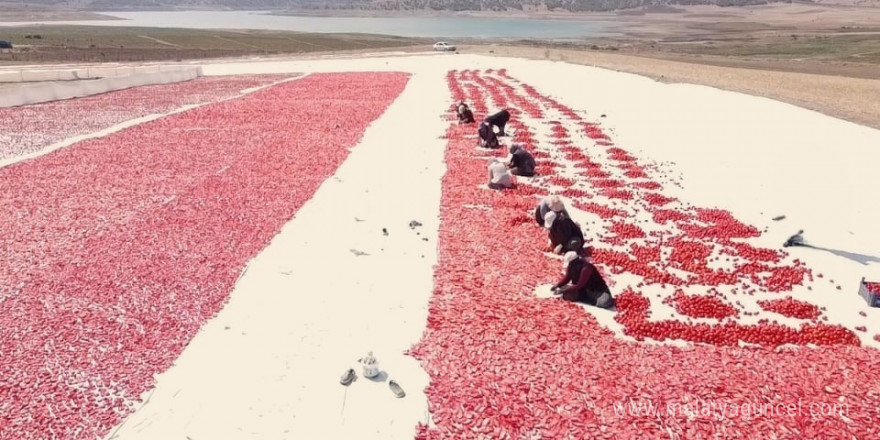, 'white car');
433,42,456,52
